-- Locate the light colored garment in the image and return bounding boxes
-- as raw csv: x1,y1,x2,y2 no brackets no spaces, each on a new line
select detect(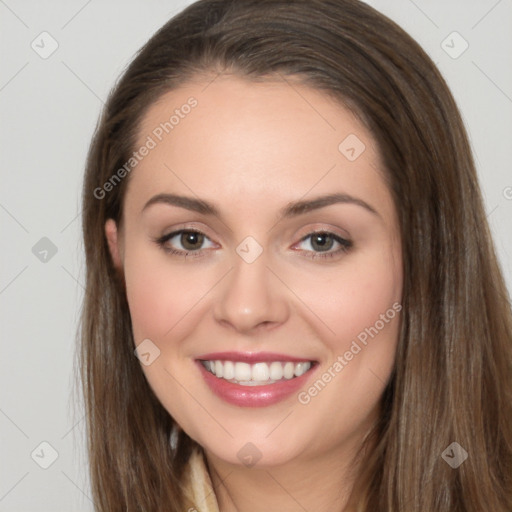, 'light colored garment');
182,448,221,512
